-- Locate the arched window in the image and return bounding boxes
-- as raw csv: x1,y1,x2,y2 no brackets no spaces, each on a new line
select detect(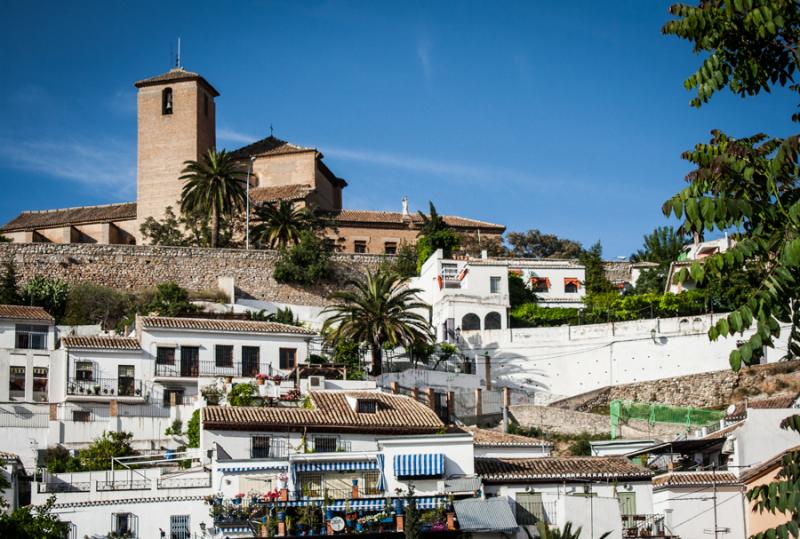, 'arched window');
461,313,480,331
162,88,173,115
485,312,502,330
